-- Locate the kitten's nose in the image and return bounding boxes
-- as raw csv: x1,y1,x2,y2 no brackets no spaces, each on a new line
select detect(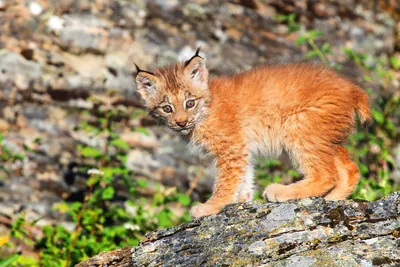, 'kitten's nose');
176,121,187,127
